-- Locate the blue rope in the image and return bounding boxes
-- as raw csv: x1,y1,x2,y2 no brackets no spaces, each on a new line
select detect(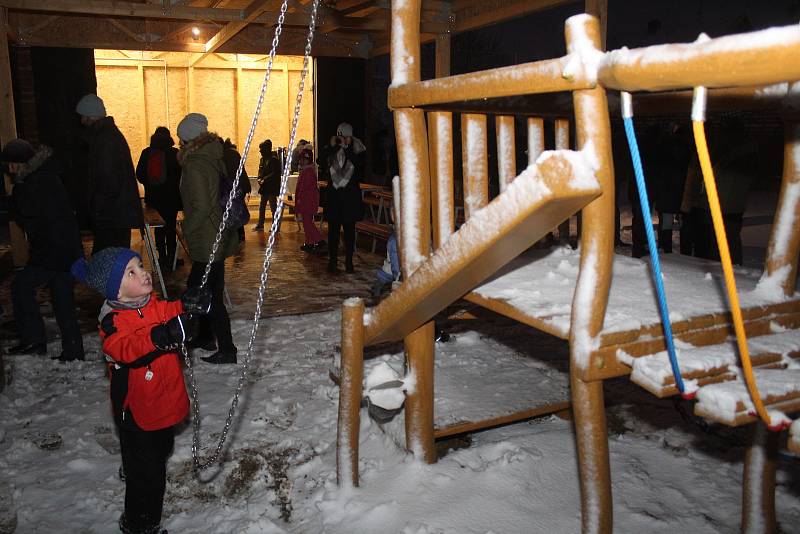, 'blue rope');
622,116,688,396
